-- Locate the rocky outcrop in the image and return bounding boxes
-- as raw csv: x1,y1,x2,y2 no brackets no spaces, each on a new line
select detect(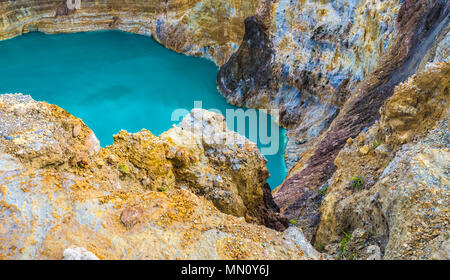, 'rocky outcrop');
0,0,449,260
218,16,274,110
0,94,314,260
273,0,450,240
63,247,99,260
99,108,288,230
160,109,289,230
0,0,265,65
218,0,449,180
218,0,407,170
314,62,449,259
